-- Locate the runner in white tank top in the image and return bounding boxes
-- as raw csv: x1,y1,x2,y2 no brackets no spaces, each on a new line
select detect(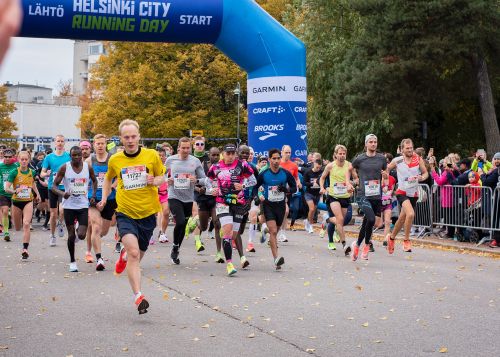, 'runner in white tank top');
52,146,97,272
385,139,428,254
